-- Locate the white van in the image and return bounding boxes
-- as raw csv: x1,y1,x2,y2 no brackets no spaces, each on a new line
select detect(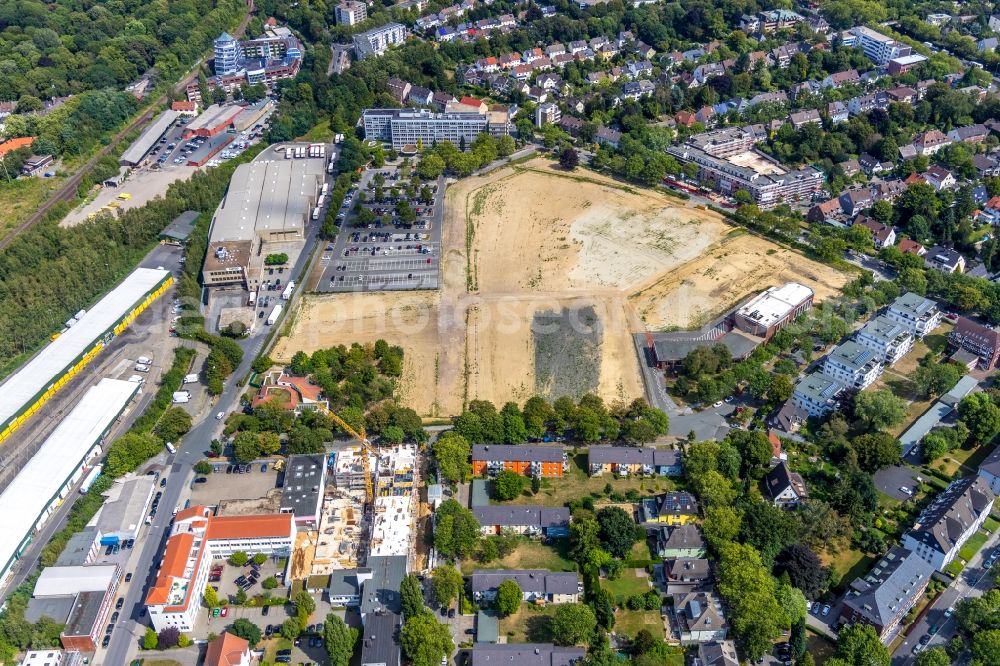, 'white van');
165,442,177,454
135,363,150,373
136,356,152,365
